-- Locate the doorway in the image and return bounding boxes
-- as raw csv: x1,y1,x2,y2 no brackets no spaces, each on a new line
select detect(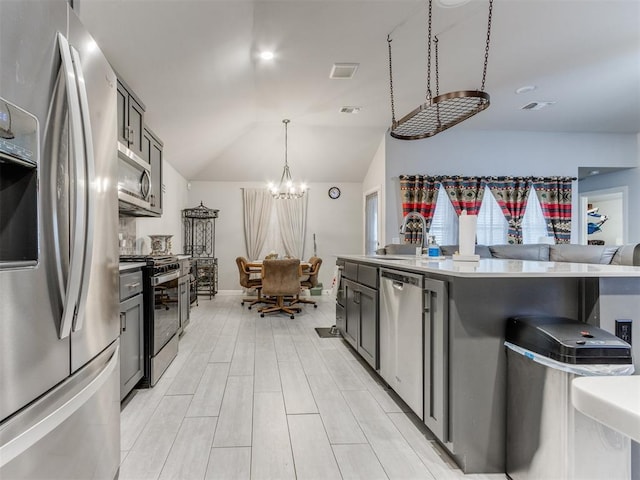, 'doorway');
364,189,380,255
579,187,627,245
